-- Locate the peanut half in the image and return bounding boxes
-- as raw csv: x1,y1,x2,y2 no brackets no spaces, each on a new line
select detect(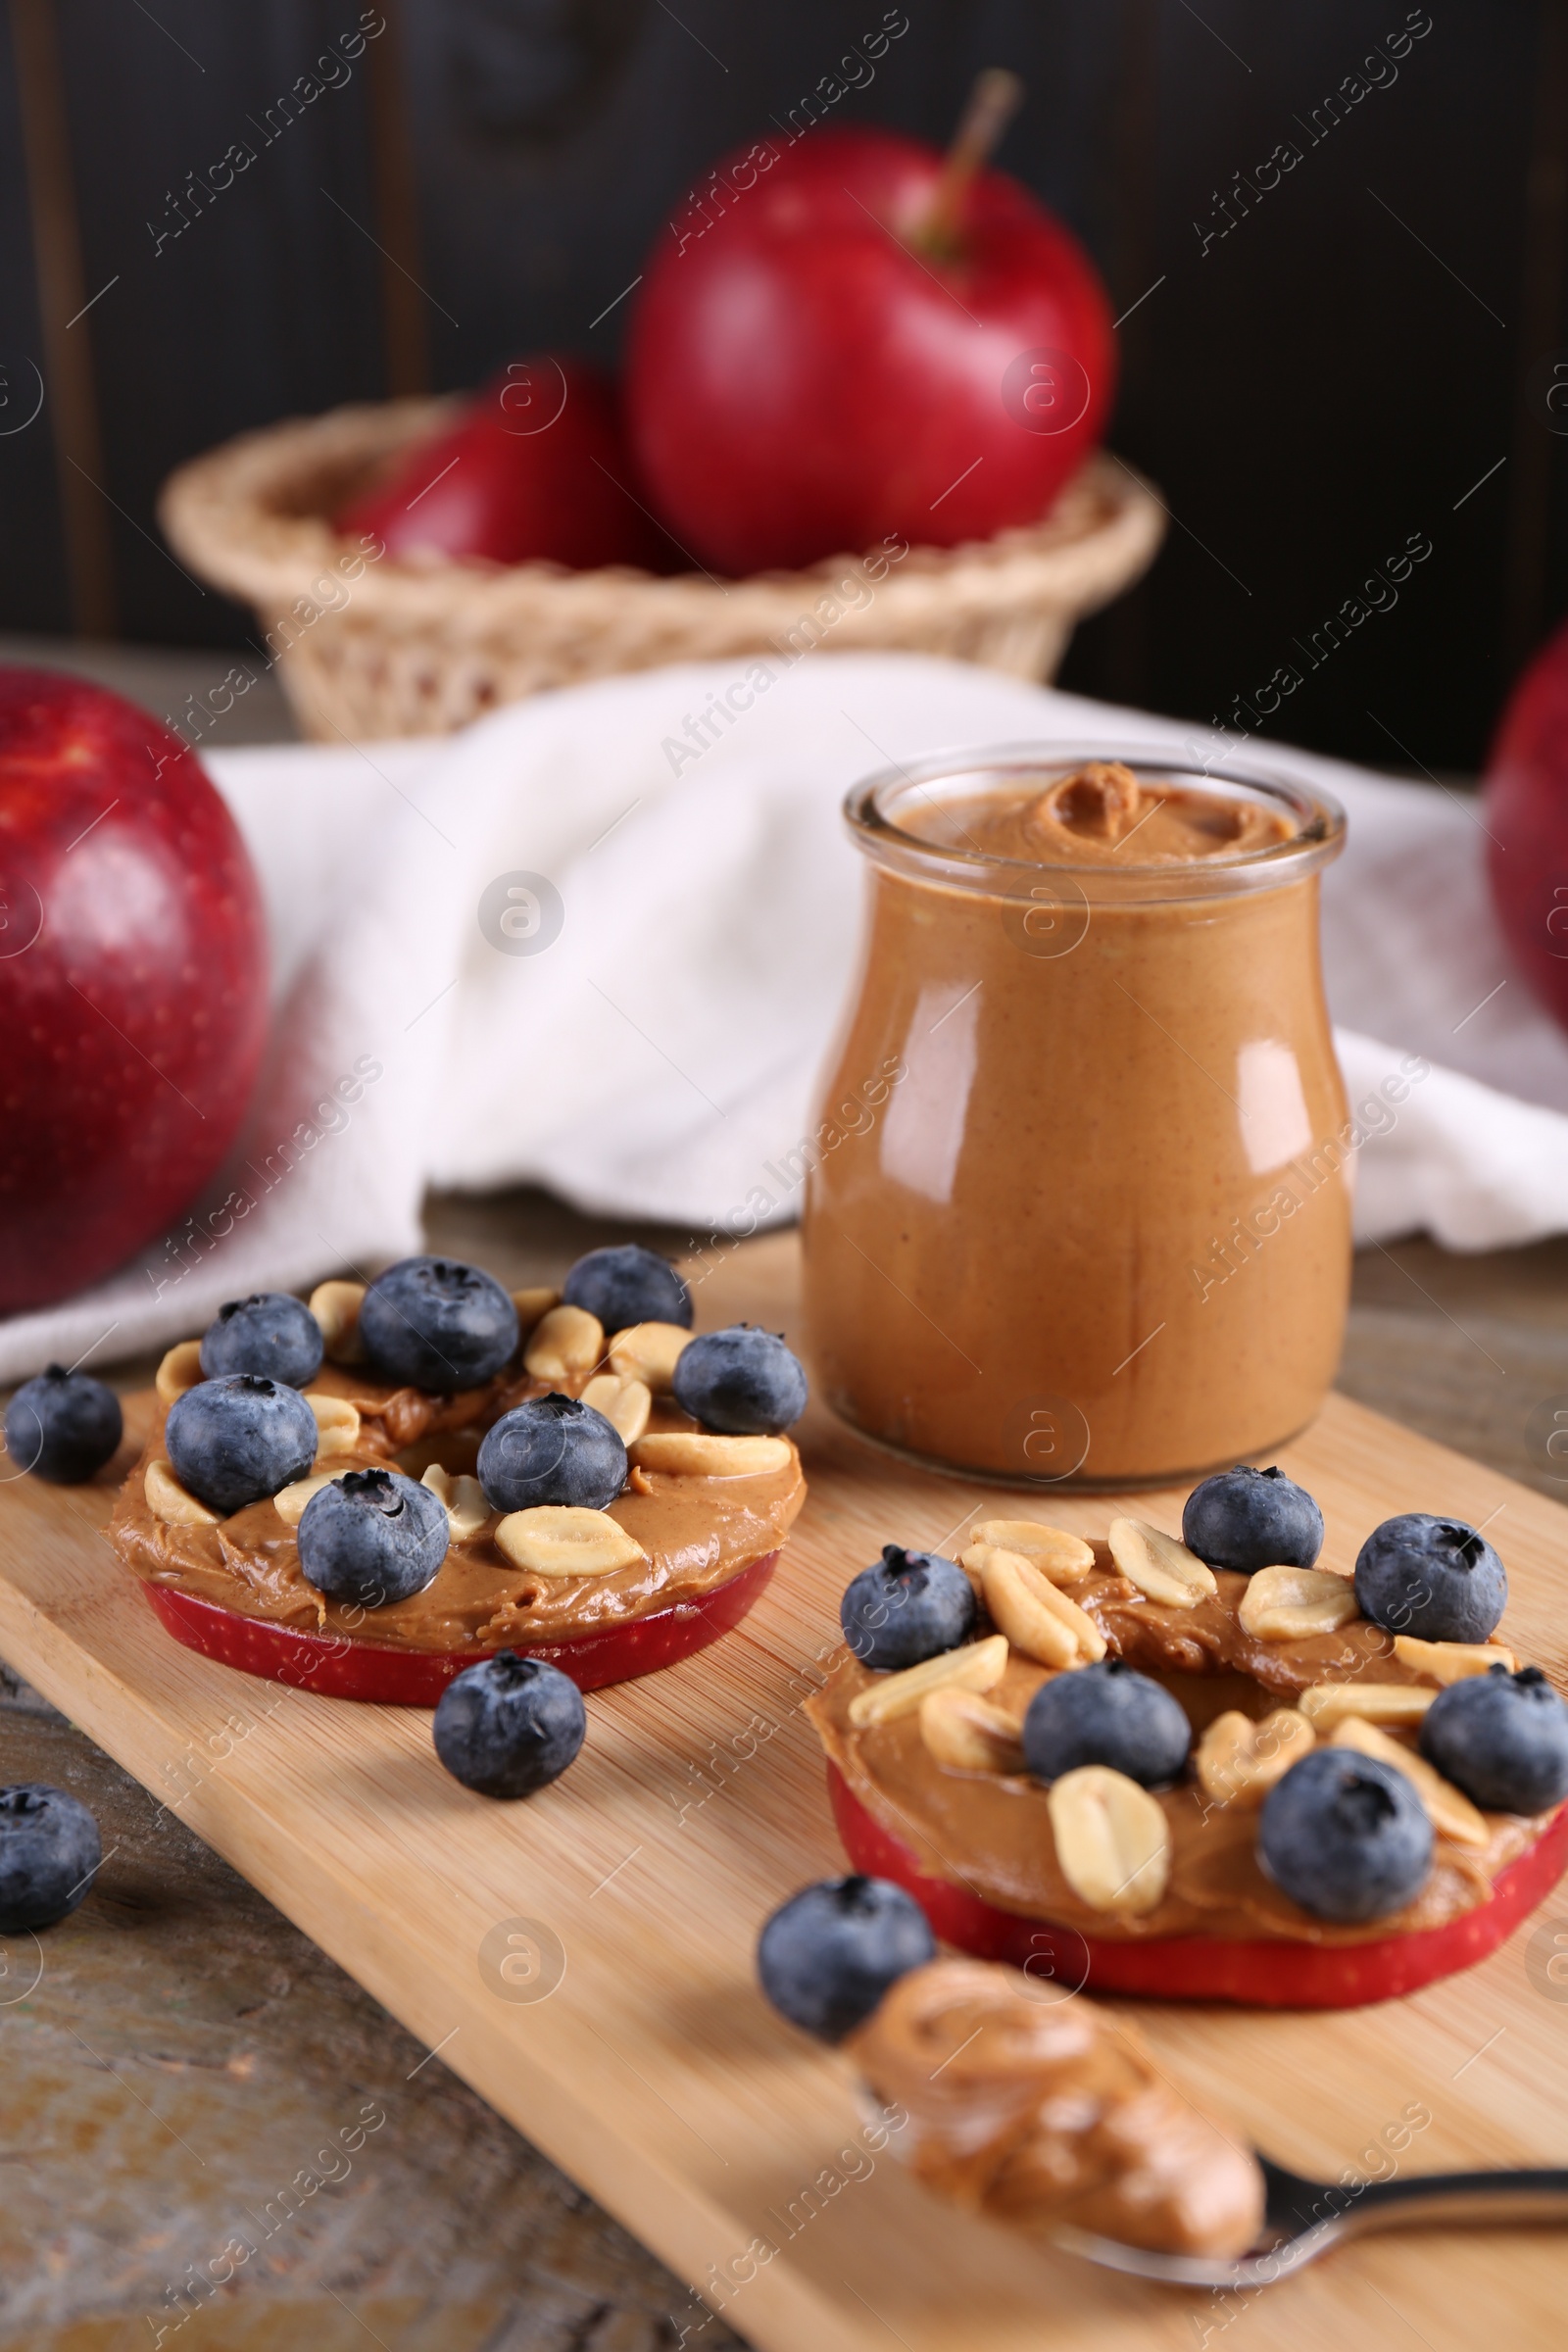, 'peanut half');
1196,1707,1315,1808
848,1635,1009,1730
580,1373,653,1446
918,1688,1025,1775
145,1457,219,1527
1048,1765,1170,1916
980,1548,1104,1670
1393,1635,1519,1686
1298,1682,1435,1728
274,1472,337,1528
1330,1717,1490,1848
304,1393,361,1458
630,1432,790,1478
494,1505,646,1578
962,1519,1095,1587
608,1322,692,1392
309,1280,367,1365
1238,1564,1361,1642
1106,1517,1217,1610
511,1286,560,1337
524,1303,605,1383
419,1462,492,1543
155,1340,205,1405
